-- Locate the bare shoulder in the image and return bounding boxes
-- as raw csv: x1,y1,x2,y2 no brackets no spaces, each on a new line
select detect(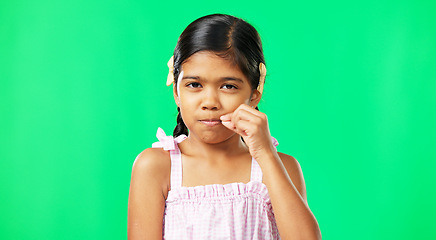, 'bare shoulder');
133,148,171,172
277,152,307,202
130,148,171,194
128,148,171,239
